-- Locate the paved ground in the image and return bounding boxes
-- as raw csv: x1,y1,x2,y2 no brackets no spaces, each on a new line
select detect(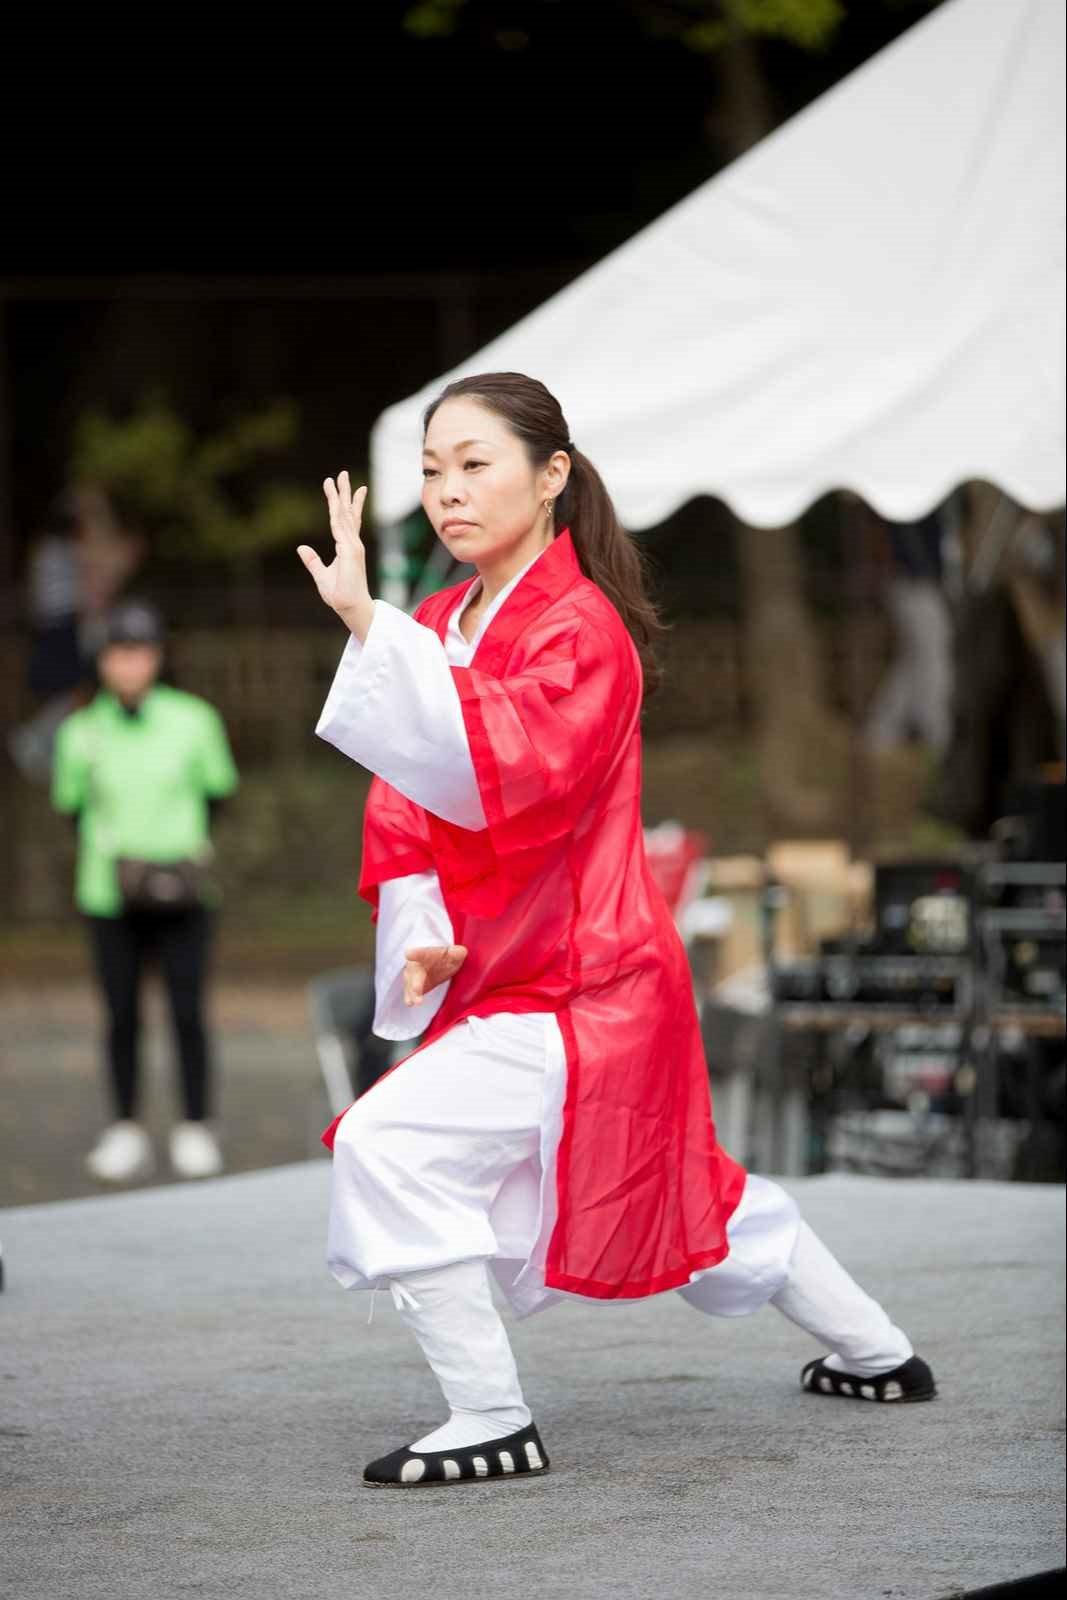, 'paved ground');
1,1167,1063,1600
0,979,331,1208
